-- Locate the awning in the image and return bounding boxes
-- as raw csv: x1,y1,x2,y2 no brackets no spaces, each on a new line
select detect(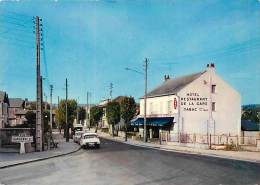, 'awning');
130,117,174,127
